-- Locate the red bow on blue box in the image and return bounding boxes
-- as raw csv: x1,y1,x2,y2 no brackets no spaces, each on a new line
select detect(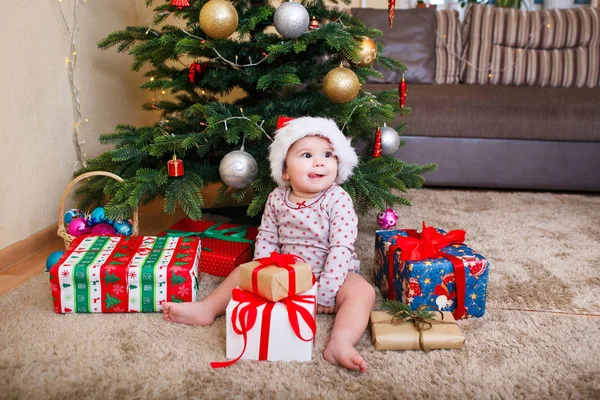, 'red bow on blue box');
388,222,468,319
